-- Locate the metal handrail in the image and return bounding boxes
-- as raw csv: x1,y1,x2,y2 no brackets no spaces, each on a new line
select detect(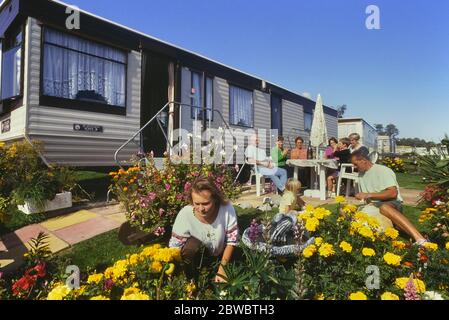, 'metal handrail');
113,101,237,168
